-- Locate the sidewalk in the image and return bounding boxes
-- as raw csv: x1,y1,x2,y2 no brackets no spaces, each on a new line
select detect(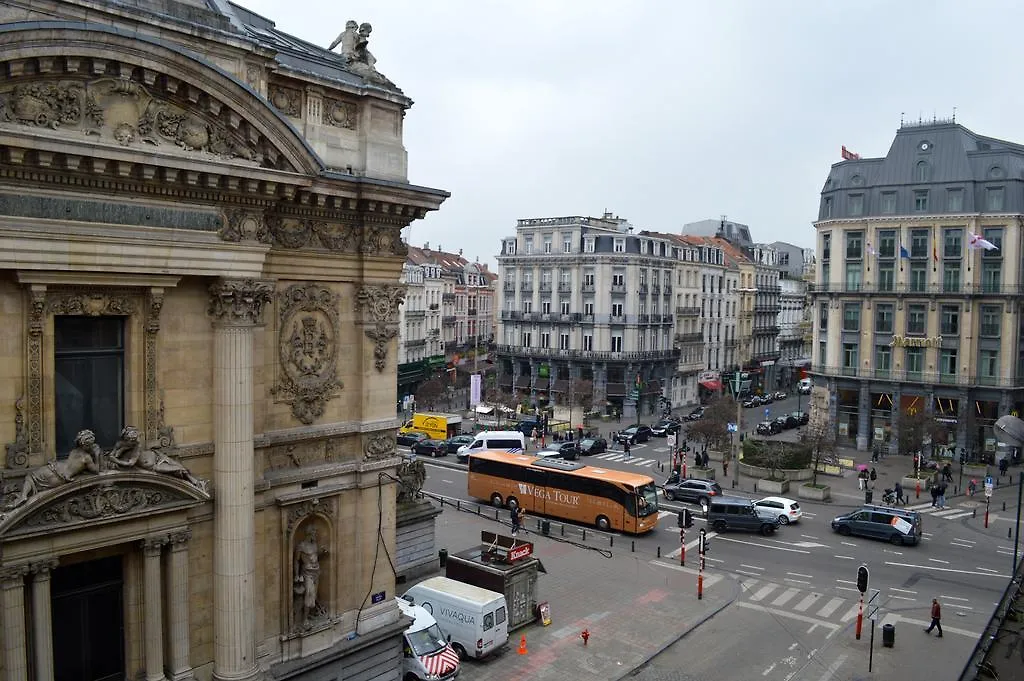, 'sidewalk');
425,505,735,681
